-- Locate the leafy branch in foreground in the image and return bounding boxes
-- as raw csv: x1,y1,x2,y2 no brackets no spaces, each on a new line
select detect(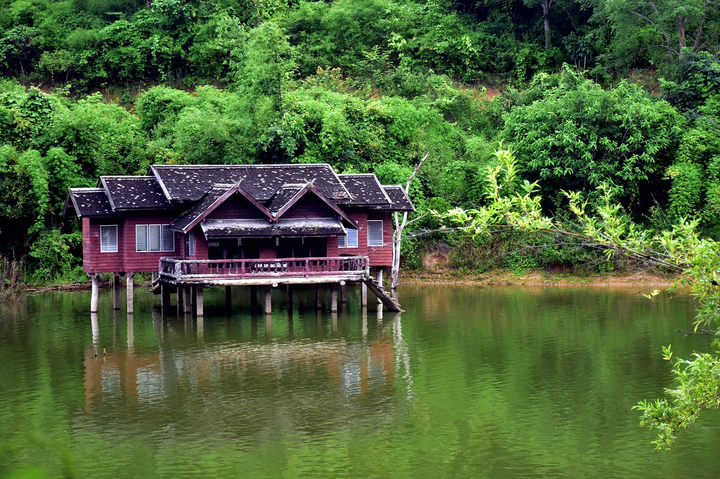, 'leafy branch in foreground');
439,147,720,449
